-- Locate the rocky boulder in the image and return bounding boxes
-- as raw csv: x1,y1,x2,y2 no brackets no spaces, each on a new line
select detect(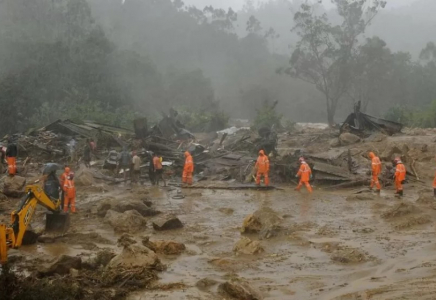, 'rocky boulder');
38,255,82,277
97,198,160,217
107,243,162,270
74,168,95,186
104,209,147,233
339,133,361,146
241,207,282,239
142,237,186,255
233,237,264,255
218,279,263,300
152,214,183,231
3,175,26,197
